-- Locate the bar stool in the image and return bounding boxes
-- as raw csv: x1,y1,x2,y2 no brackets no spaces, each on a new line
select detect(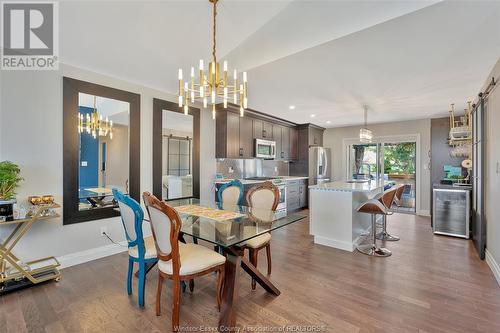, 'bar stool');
356,199,392,257
375,186,400,241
